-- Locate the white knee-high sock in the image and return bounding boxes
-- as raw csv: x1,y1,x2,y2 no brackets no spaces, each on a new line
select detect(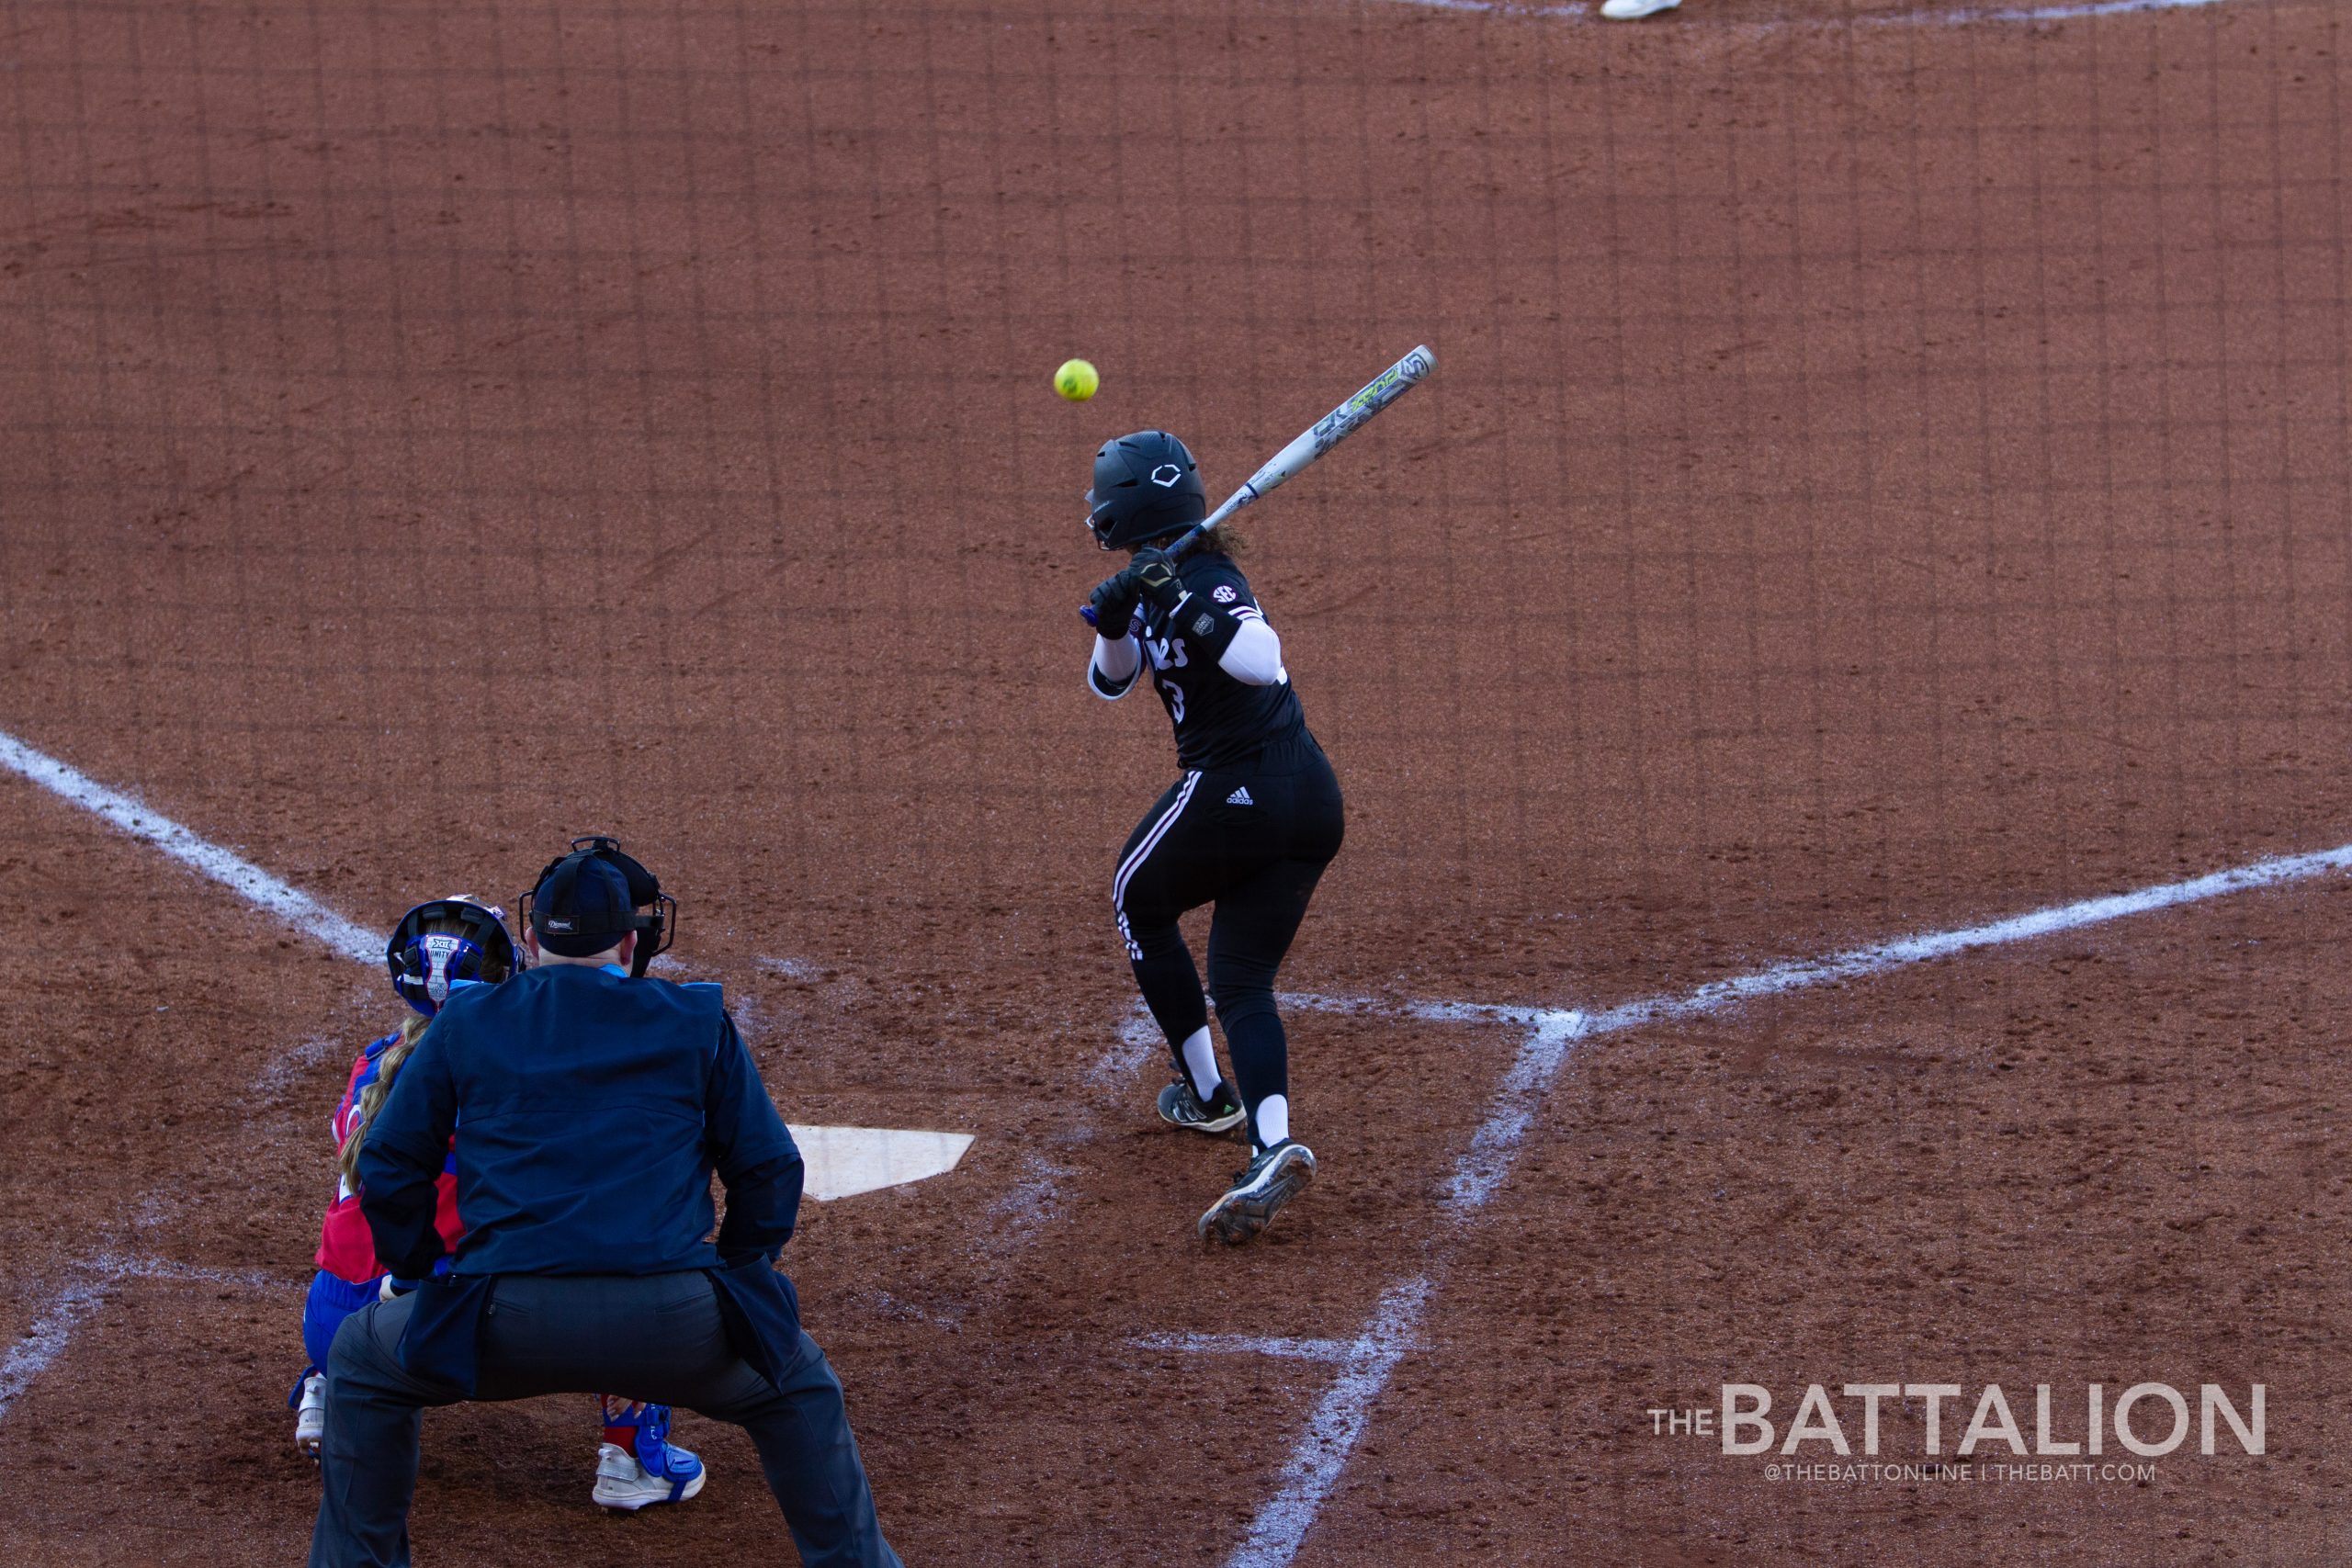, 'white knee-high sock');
1252,1093,1290,1149
1179,1026,1222,1100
